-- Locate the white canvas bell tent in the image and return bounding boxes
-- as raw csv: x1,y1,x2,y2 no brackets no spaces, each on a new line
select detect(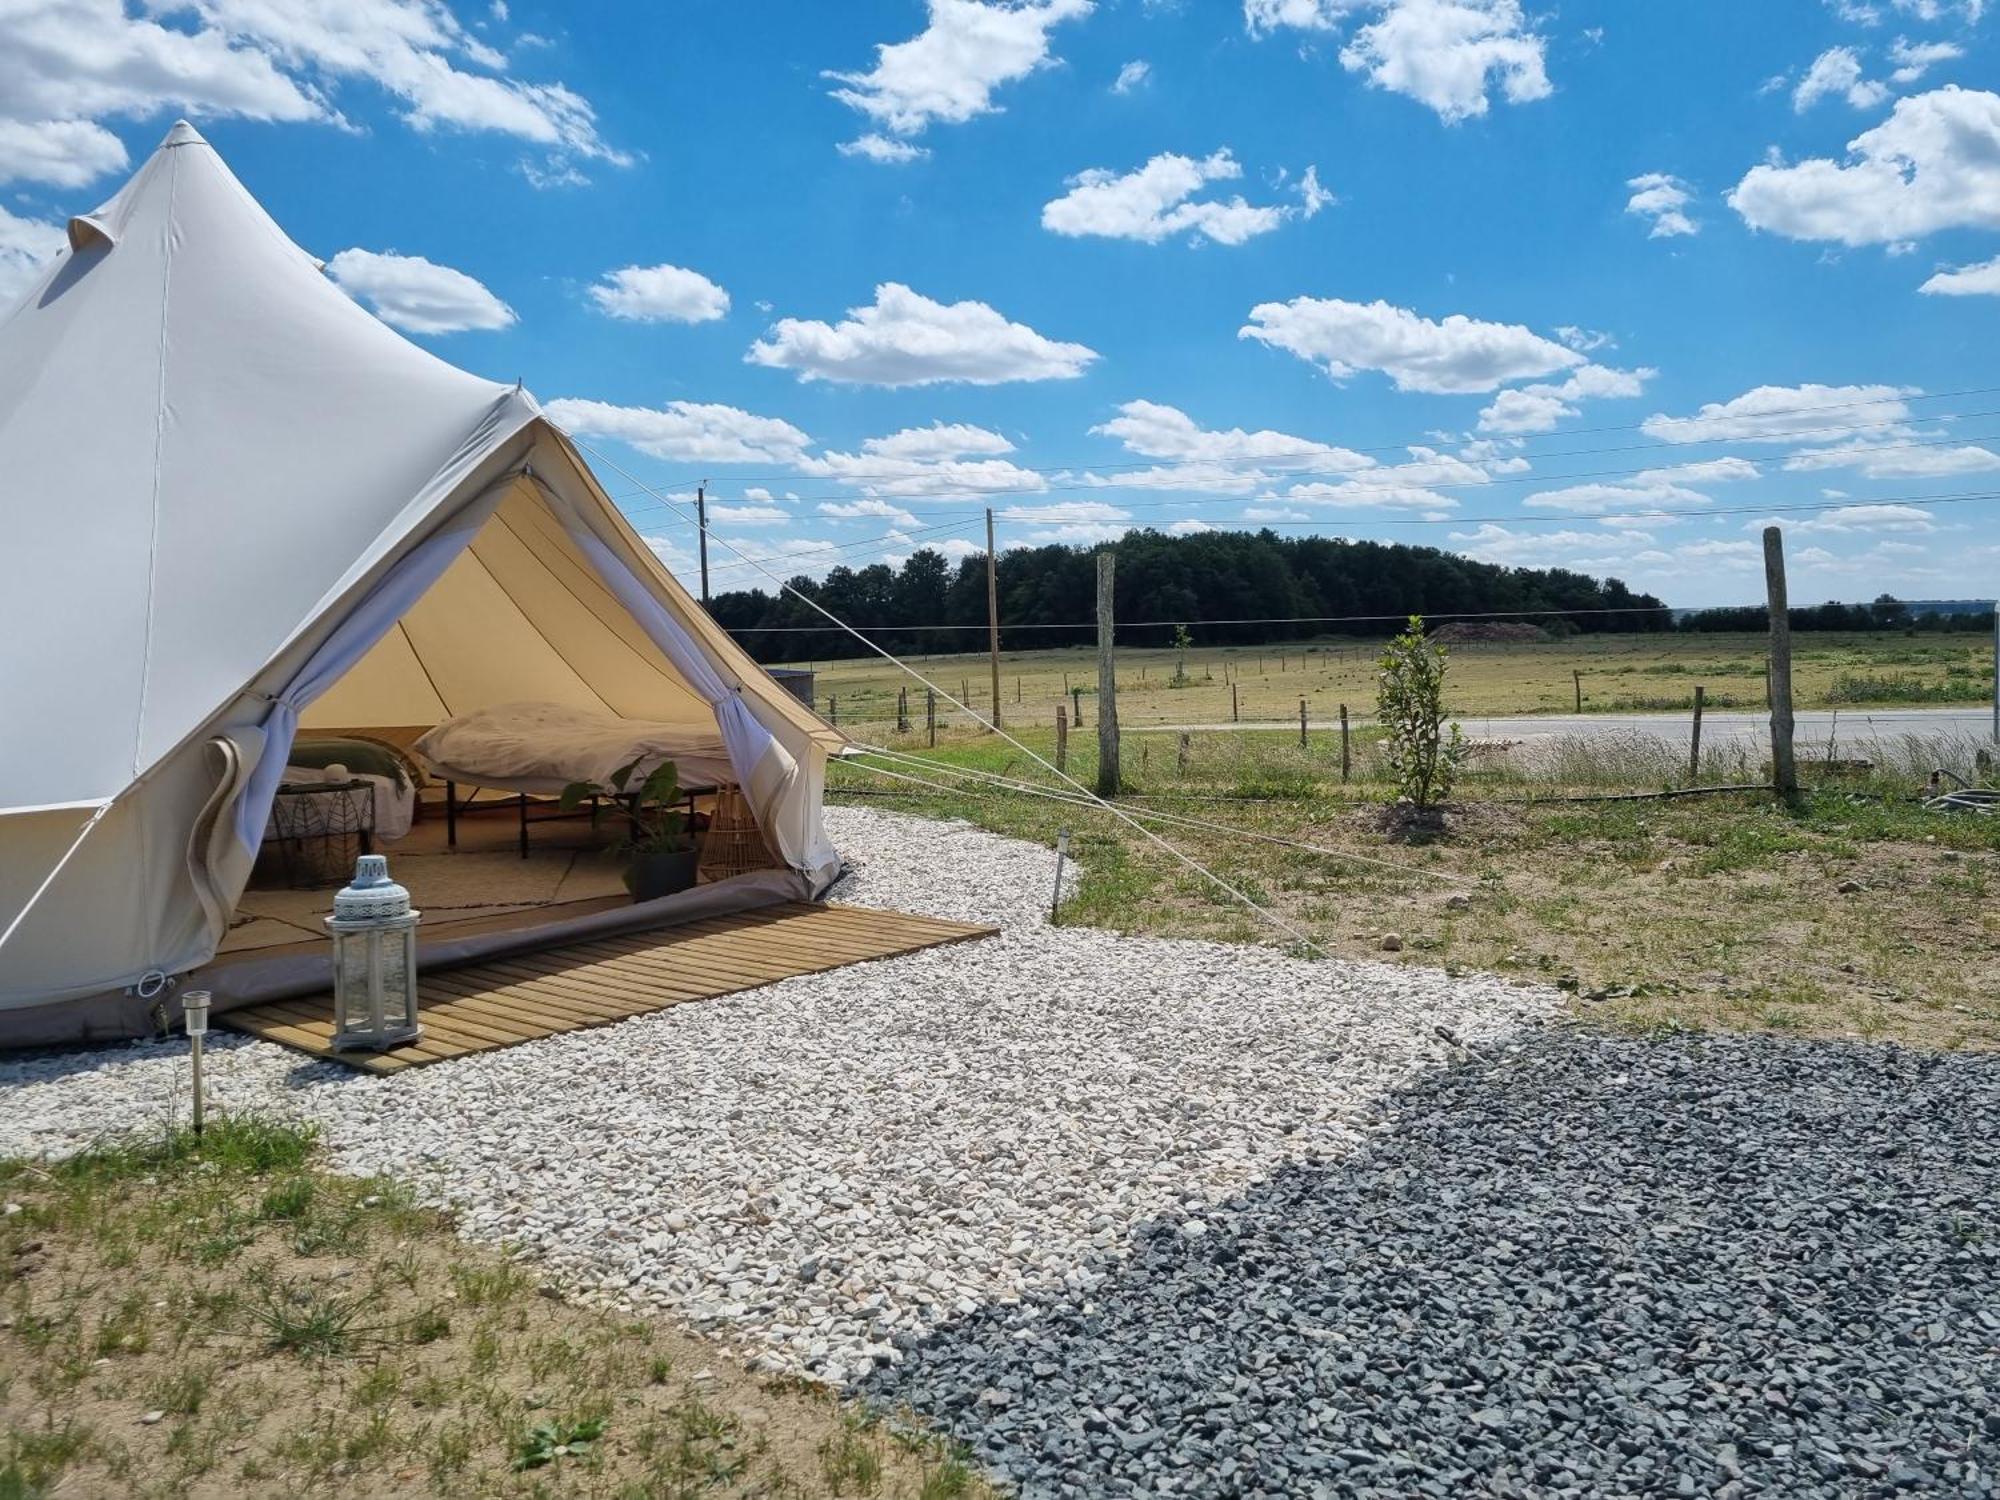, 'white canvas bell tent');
0,122,847,1046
